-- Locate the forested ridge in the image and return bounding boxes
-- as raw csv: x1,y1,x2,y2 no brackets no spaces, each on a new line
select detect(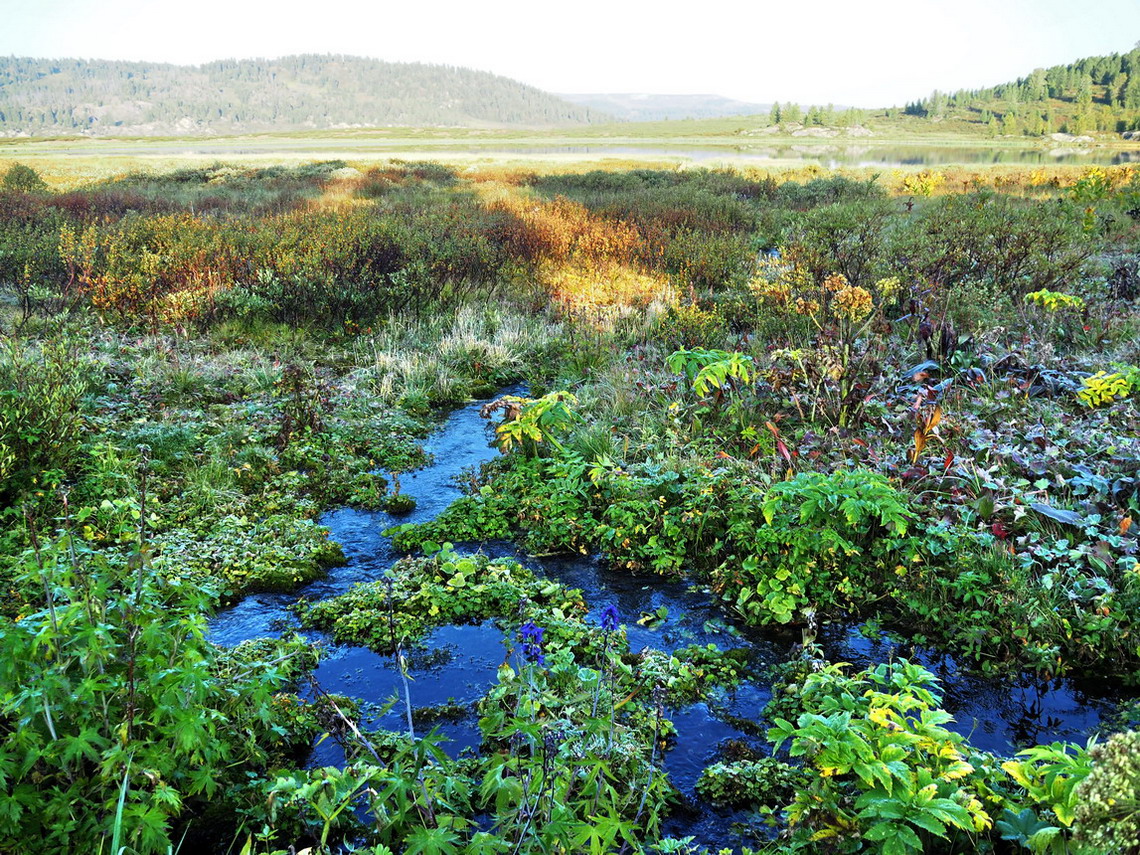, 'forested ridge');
897,44,1140,134
0,54,607,135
